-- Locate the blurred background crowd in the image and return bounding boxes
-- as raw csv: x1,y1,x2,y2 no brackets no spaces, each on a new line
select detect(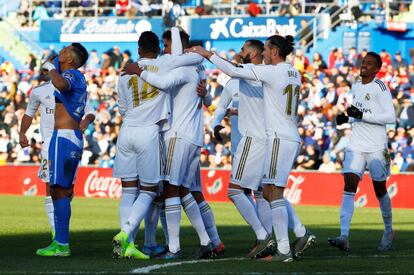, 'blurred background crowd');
1,44,414,172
